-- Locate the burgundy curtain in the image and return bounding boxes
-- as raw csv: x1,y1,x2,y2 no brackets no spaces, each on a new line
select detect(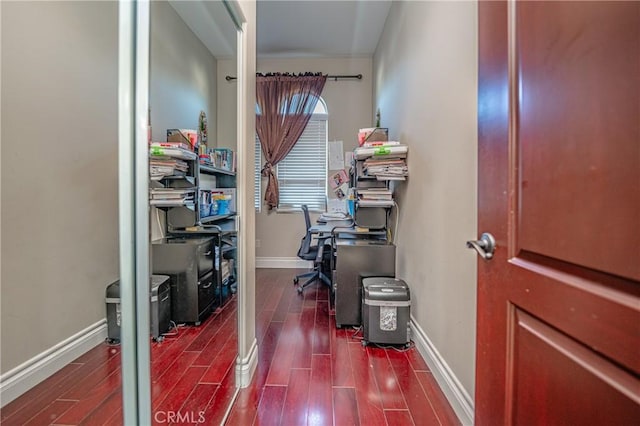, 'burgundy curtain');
256,72,327,209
